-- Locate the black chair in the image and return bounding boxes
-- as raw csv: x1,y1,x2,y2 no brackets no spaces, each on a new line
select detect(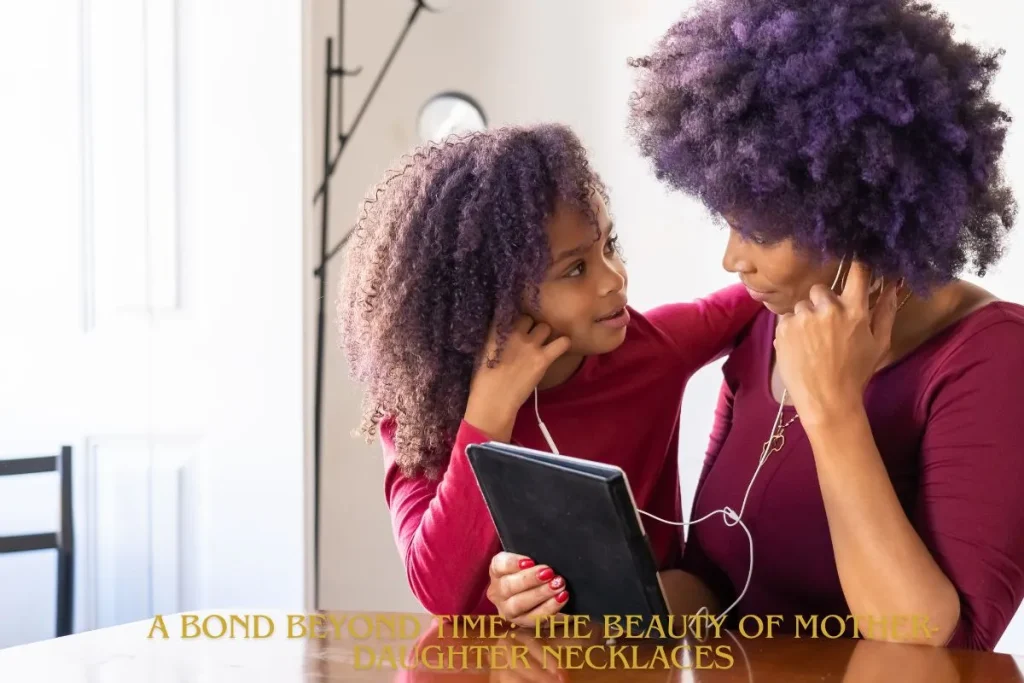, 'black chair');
0,446,74,637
